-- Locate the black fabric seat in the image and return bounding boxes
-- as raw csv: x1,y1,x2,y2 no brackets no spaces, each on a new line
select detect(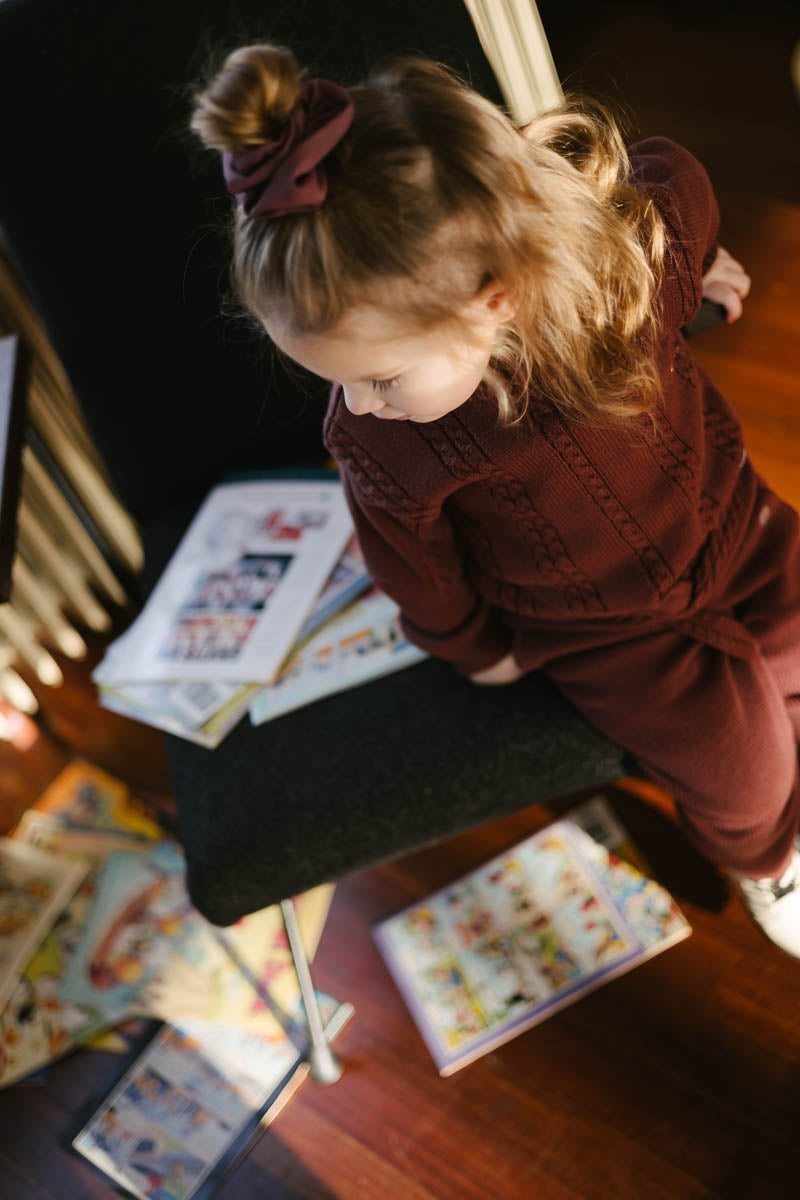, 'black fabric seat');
142,504,629,924
1,0,630,926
